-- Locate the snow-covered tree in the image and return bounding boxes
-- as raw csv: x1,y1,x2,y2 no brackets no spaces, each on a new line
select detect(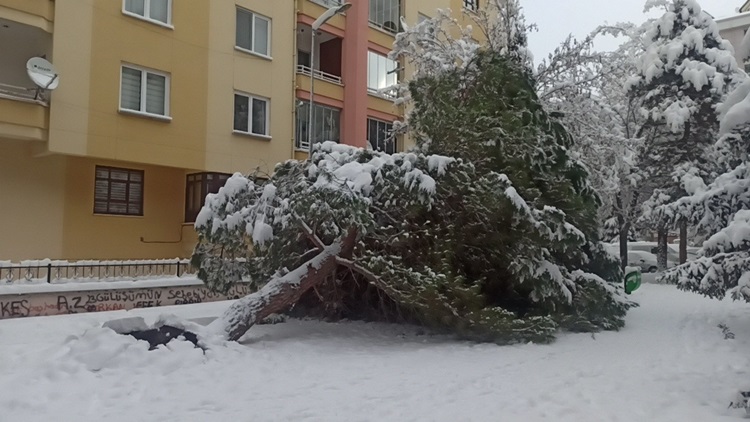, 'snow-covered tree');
193,143,633,343
661,209,750,300
629,0,743,267
658,76,750,299
393,7,633,331
391,0,533,100
536,23,651,267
